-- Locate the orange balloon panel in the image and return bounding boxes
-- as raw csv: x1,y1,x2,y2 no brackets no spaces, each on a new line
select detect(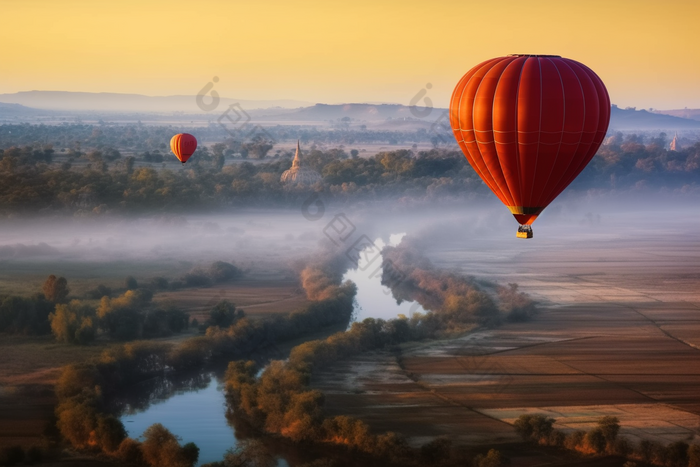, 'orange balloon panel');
170,133,197,164
449,55,610,225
